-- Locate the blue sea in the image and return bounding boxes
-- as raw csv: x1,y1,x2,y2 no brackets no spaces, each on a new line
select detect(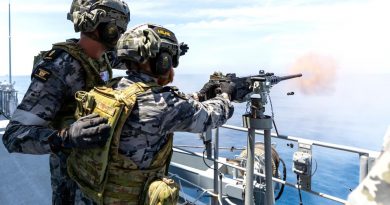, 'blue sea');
1,73,390,205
